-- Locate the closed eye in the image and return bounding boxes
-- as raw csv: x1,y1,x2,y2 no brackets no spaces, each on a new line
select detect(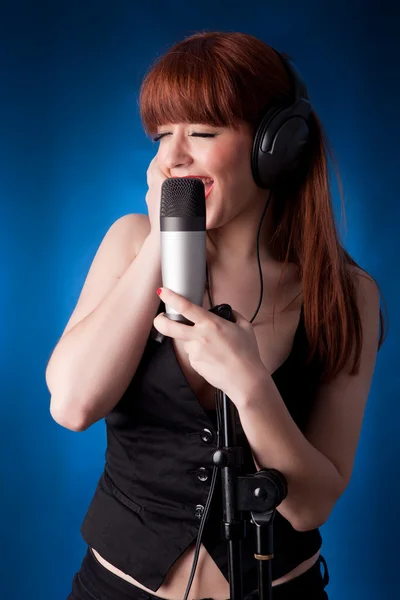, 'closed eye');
152,132,217,142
